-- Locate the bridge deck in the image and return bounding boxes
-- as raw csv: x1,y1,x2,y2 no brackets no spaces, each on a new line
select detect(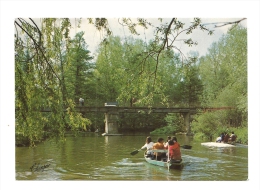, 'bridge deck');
41,106,198,113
